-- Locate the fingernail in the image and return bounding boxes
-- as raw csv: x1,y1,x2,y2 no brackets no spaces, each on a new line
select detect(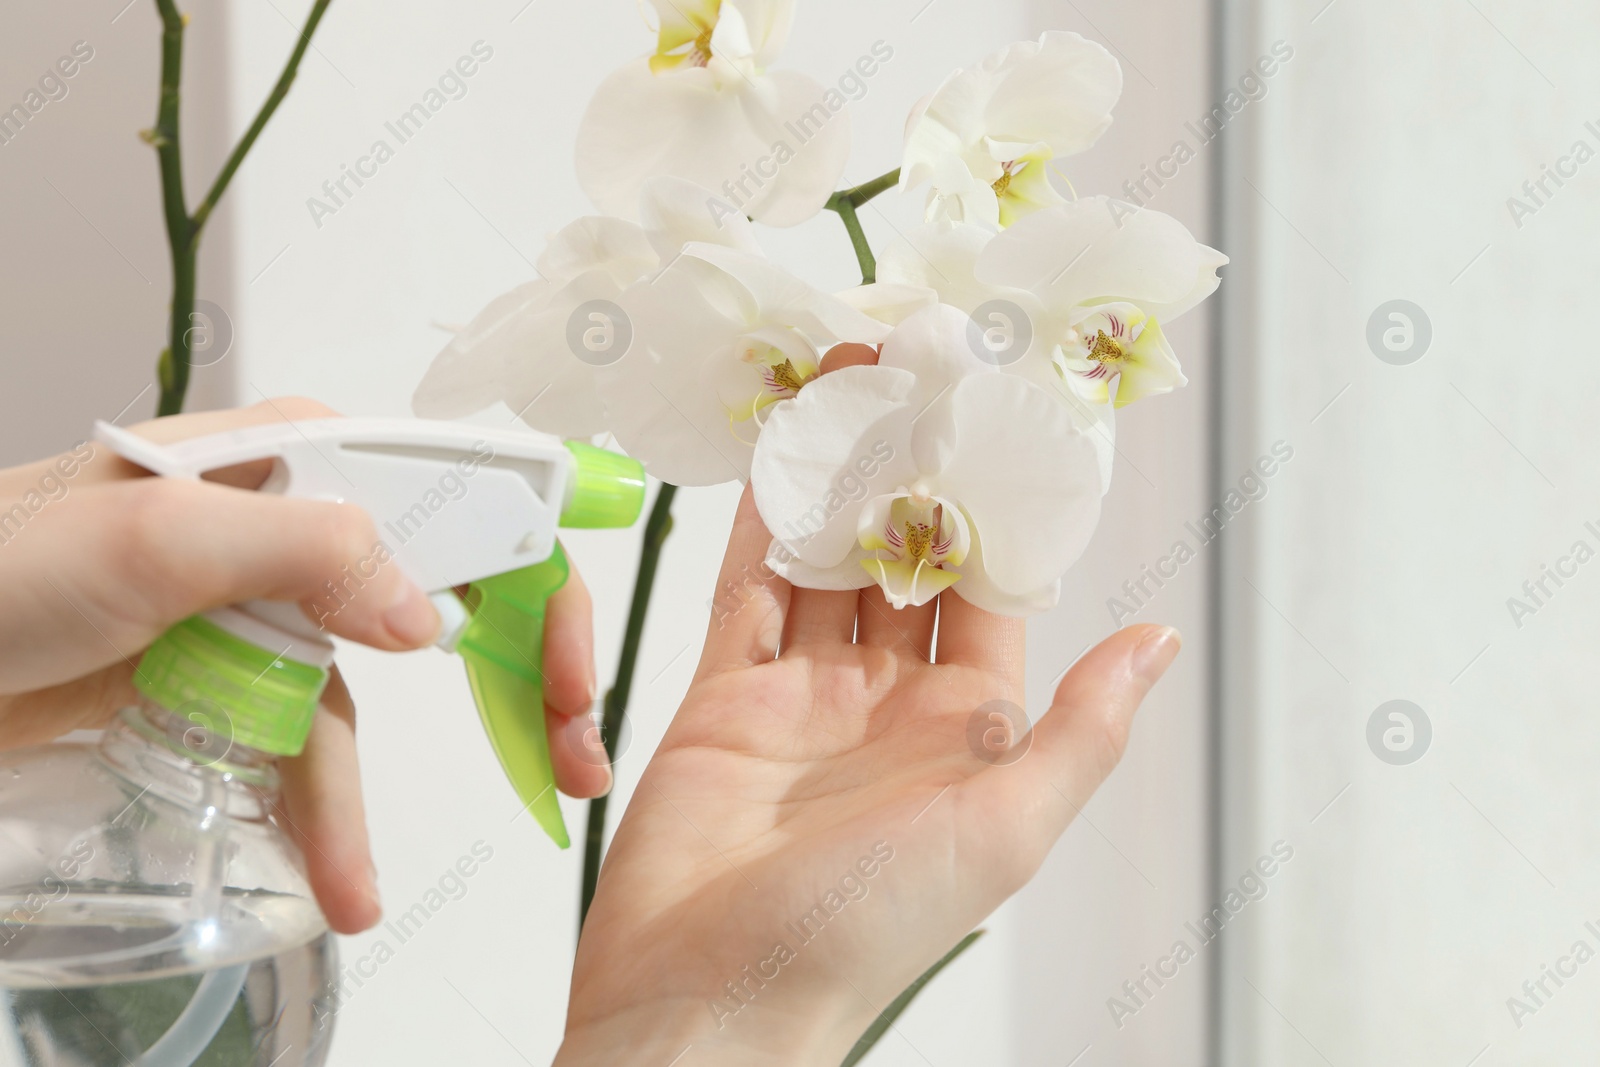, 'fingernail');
1133,626,1182,685
384,582,440,646
563,712,608,768
363,863,382,916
